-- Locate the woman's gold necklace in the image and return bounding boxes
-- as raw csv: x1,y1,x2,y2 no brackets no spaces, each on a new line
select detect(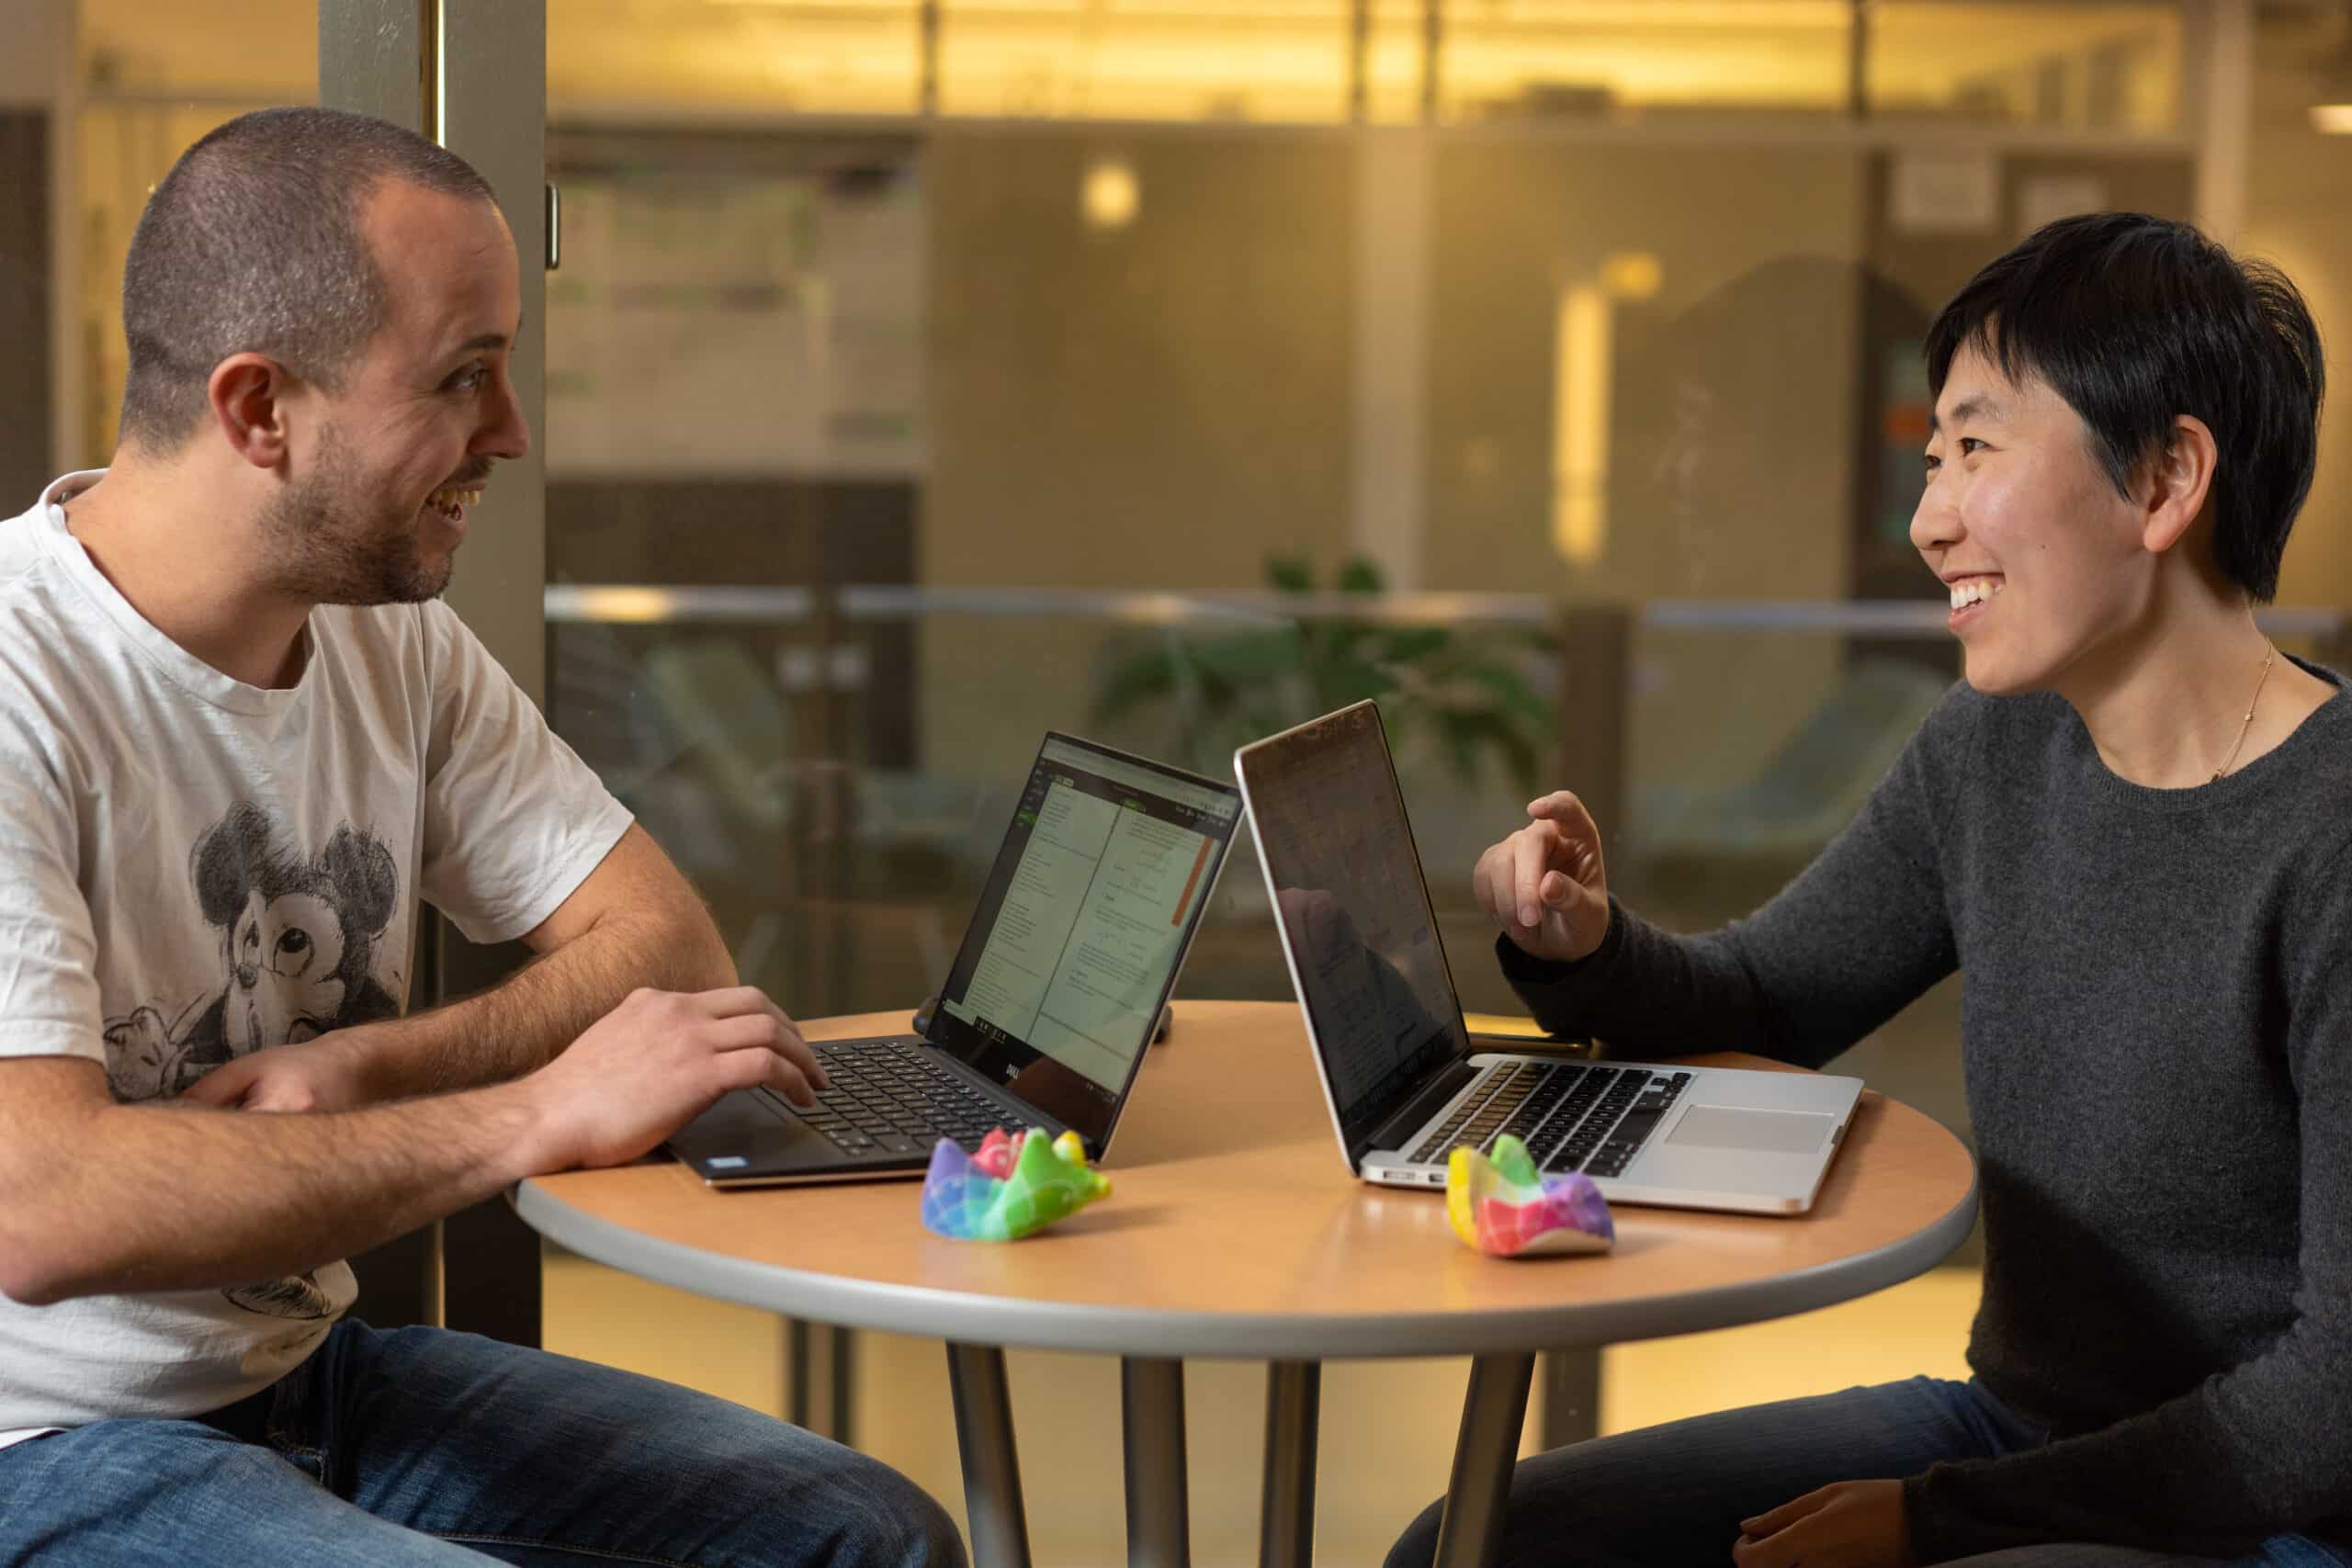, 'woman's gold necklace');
2211,646,2278,782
